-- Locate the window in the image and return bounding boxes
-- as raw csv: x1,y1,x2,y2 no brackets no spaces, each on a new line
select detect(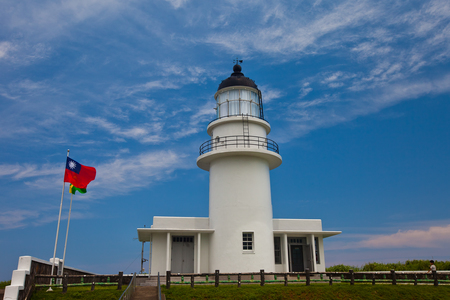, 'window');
314,237,320,264
215,89,262,118
289,238,303,244
274,237,281,264
243,232,253,251
172,236,193,243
